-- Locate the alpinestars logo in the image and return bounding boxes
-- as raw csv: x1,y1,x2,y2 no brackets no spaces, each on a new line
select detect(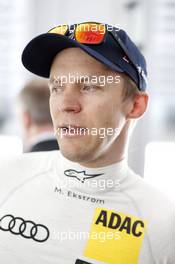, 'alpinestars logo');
0,214,50,243
64,169,104,183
